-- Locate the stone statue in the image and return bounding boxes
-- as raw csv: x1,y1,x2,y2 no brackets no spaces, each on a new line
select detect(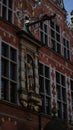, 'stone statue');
26,55,34,92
